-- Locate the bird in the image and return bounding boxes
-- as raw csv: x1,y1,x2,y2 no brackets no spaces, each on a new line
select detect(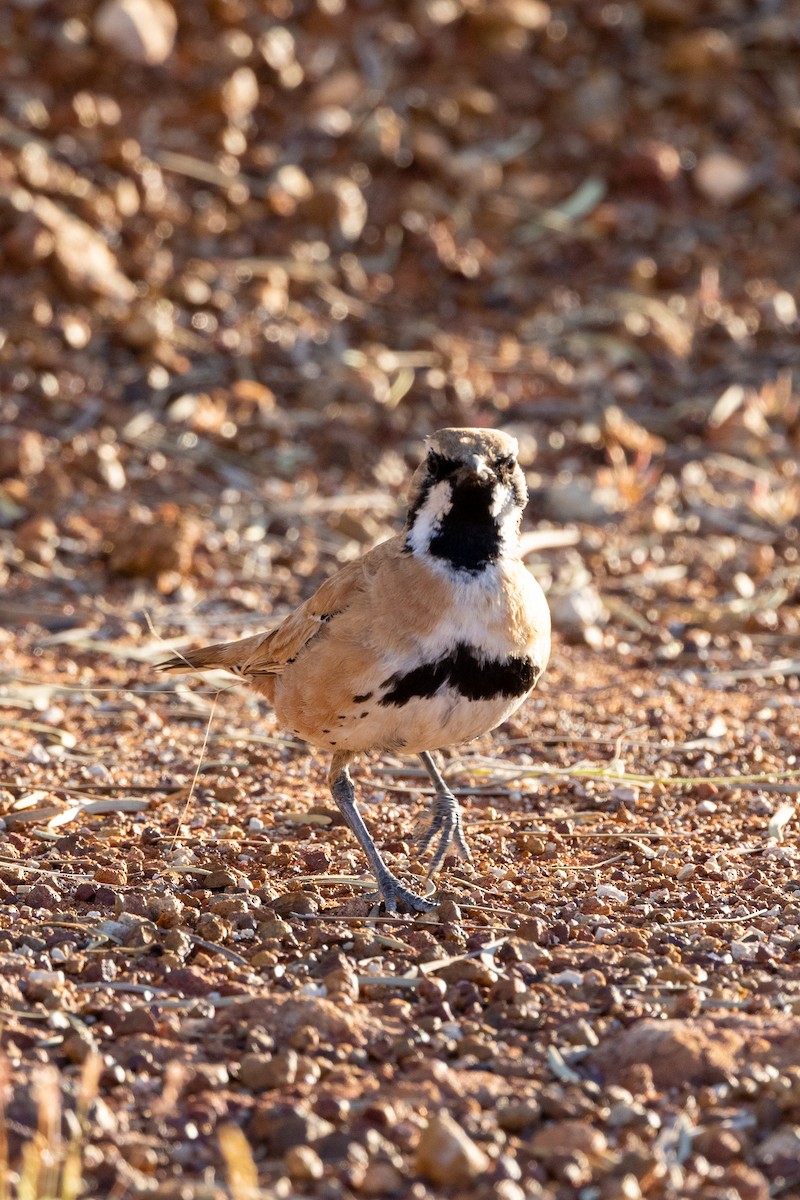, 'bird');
159,427,551,913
